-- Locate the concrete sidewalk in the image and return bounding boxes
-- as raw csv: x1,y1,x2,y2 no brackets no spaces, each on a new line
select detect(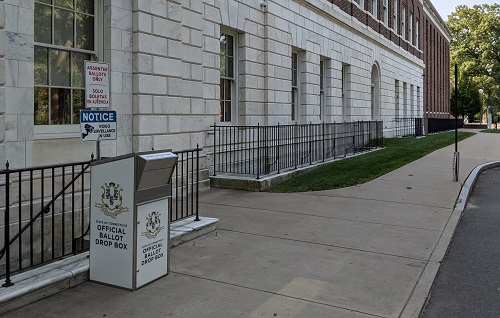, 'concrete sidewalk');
4,131,500,318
